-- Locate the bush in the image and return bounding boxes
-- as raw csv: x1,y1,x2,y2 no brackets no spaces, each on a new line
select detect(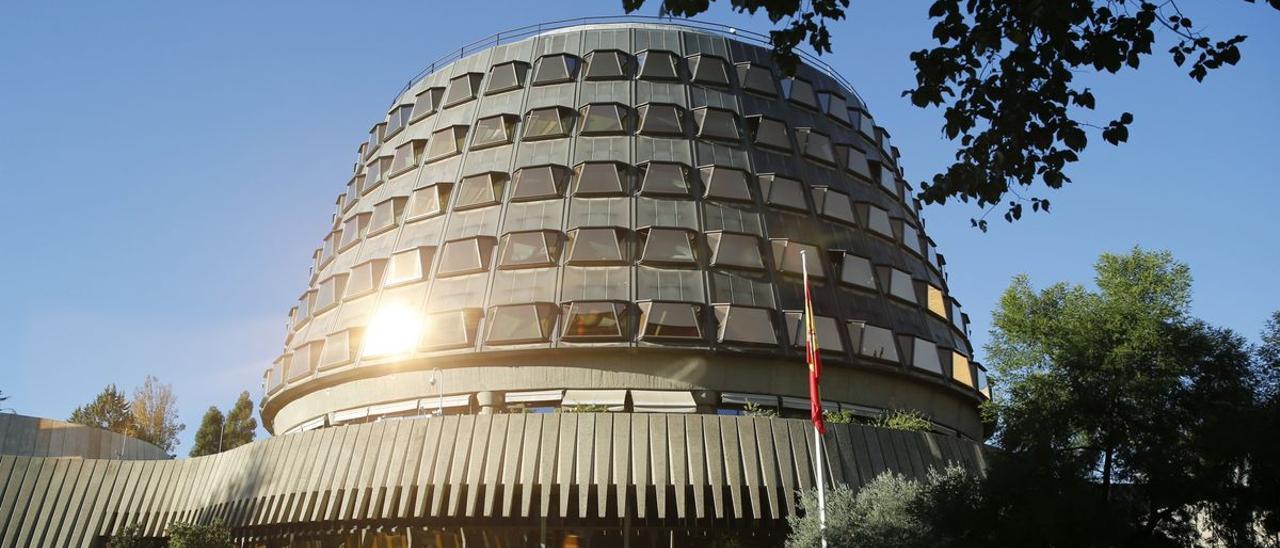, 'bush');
872,409,931,432
168,519,232,548
108,523,158,548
